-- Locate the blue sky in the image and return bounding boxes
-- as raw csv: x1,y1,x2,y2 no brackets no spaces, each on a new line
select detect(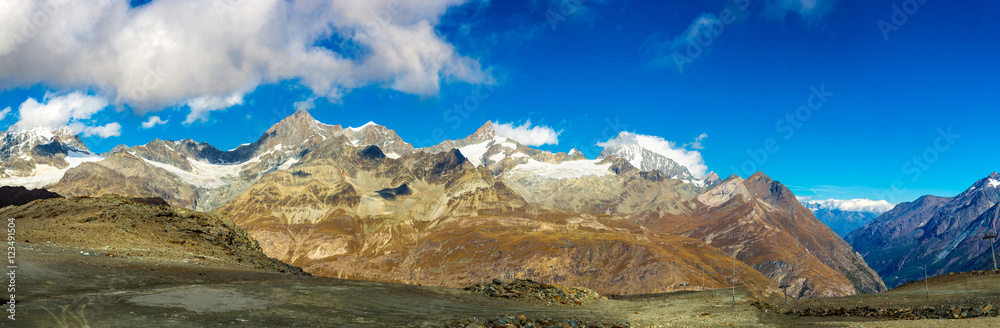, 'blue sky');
0,0,997,204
